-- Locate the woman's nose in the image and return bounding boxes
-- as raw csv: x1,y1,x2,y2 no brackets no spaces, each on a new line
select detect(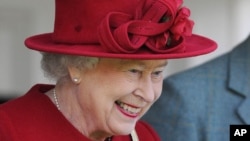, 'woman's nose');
134,76,156,102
